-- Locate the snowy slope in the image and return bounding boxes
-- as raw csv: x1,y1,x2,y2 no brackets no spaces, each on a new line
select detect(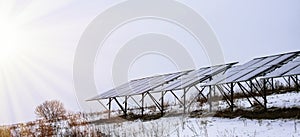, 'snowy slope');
95,116,300,137
92,91,300,137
